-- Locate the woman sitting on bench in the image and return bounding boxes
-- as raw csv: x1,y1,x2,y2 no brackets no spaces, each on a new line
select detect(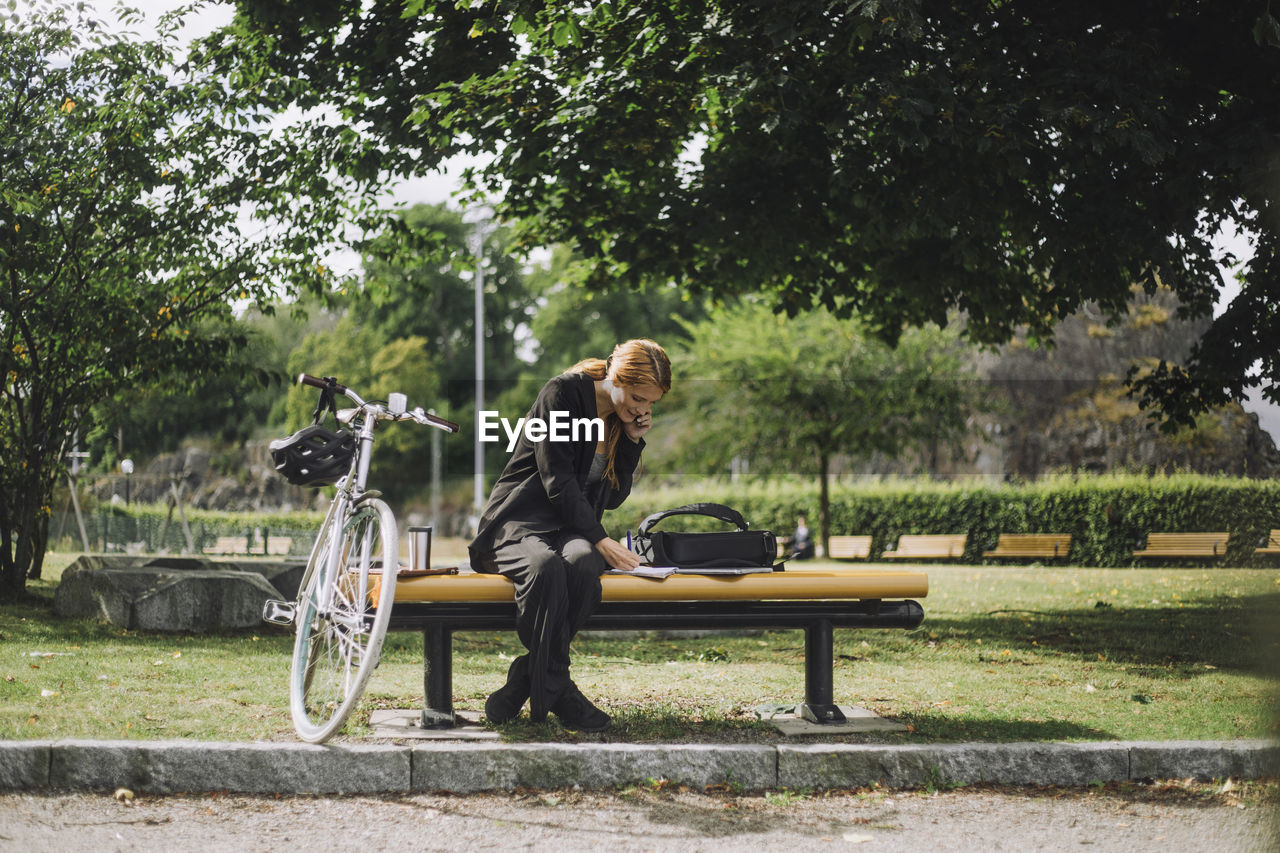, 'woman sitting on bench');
468,338,672,732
